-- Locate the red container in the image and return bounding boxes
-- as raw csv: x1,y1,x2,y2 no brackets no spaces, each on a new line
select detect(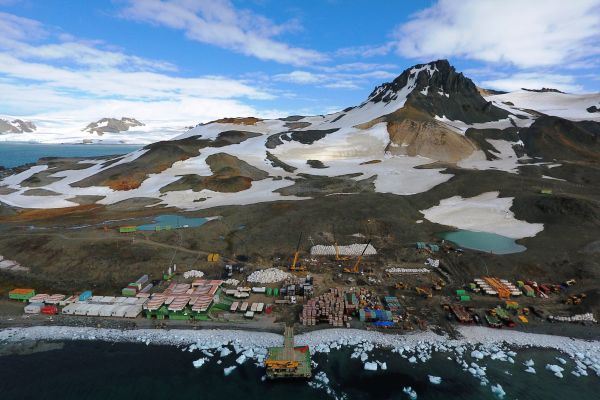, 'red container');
41,305,58,315
265,305,273,314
